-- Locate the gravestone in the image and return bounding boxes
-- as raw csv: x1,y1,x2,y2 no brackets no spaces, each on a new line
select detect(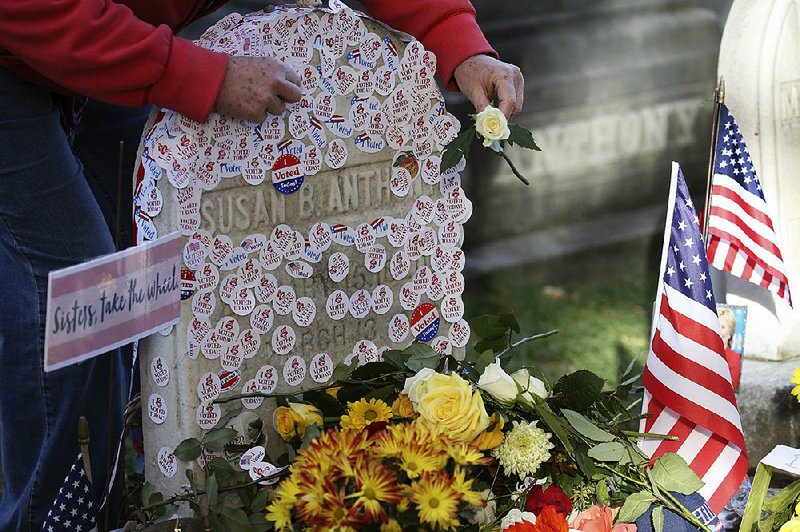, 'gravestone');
717,0,800,361
134,2,471,497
